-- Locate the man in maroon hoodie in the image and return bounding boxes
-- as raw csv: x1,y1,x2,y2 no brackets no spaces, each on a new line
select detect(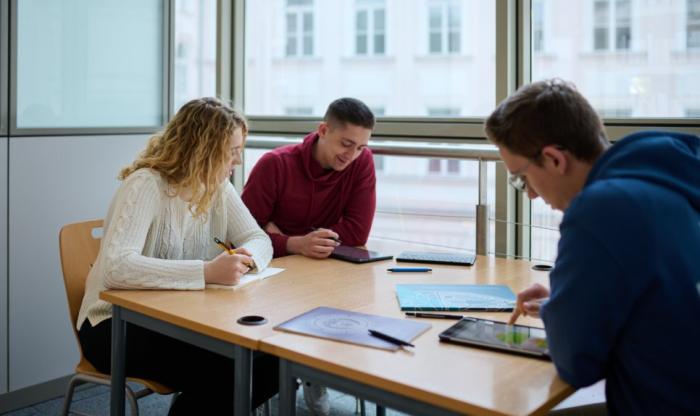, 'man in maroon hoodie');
242,97,376,259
